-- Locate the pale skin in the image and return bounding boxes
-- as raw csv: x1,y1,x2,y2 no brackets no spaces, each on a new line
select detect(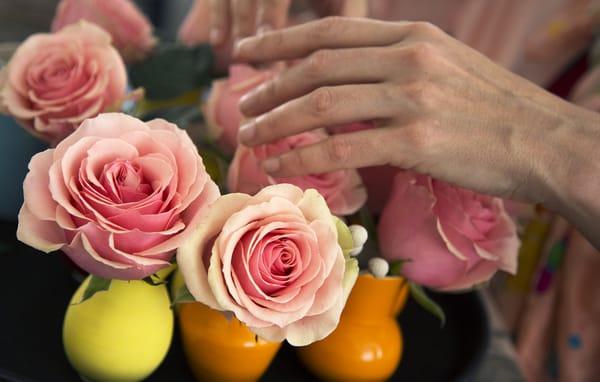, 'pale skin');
207,0,366,45
230,17,600,249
